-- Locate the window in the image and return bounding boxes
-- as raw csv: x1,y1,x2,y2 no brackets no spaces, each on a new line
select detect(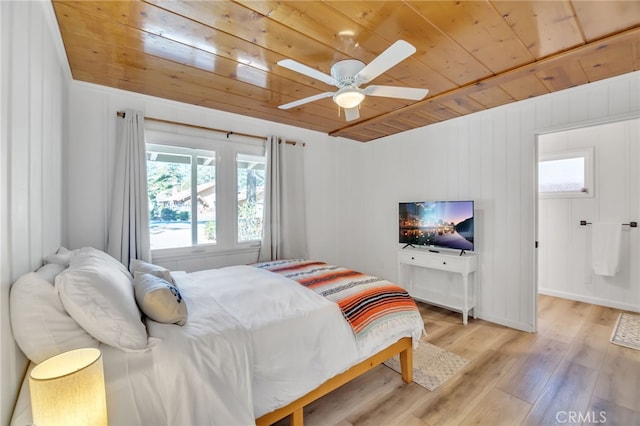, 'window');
147,145,217,249
145,129,265,254
237,154,265,242
538,148,593,198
